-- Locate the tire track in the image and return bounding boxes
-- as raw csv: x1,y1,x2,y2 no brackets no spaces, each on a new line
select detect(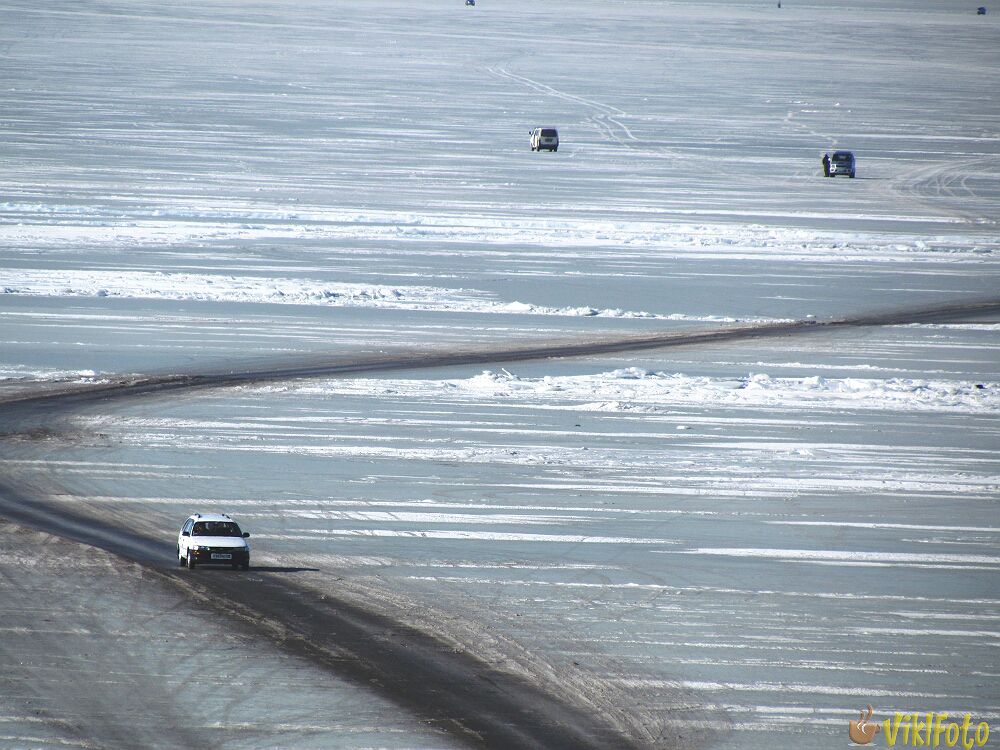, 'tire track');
886,155,1000,225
